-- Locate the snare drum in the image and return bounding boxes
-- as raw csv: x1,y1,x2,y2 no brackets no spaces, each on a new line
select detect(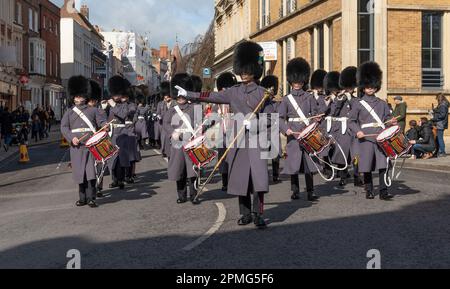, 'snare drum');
86,131,119,162
183,136,217,168
297,122,332,155
376,125,412,160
